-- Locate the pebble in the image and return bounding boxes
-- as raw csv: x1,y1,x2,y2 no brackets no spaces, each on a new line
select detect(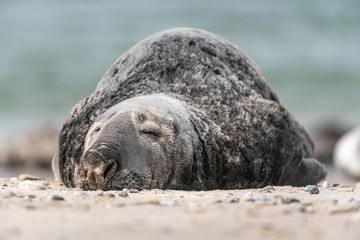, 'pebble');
261,186,275,193
230,197,240,203
73,191,88,197
52,195,65,201
24,194,36,199
246,197,256,203
329,198,338,205
304,185,320,194
244,192,253,197
257,196,273,205
281,198,300,204
122,188,129,192
129,189,139,193
349,199,360,209
329,207,350,215
322,181,329,188
104,192,115,198
119,191,129,198
163,189,177,193
76,203,91,210
25,204,36,210
18,174,43,181
211,199,222,204
18,180,46,190
159,199,179,207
